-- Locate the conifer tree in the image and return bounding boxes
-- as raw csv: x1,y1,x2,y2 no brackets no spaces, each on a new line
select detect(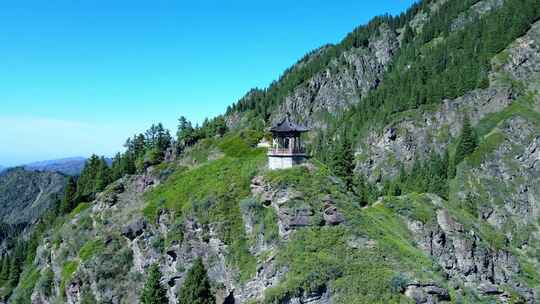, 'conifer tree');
60,177,77,214
329,133,355,190
0,255,10,285
8,242,24,288
388,182,402,196
402,24,415,44
95,157,112,192
353,174,369,206
140,264,168,304
455,115,477,165
178,258,215,304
